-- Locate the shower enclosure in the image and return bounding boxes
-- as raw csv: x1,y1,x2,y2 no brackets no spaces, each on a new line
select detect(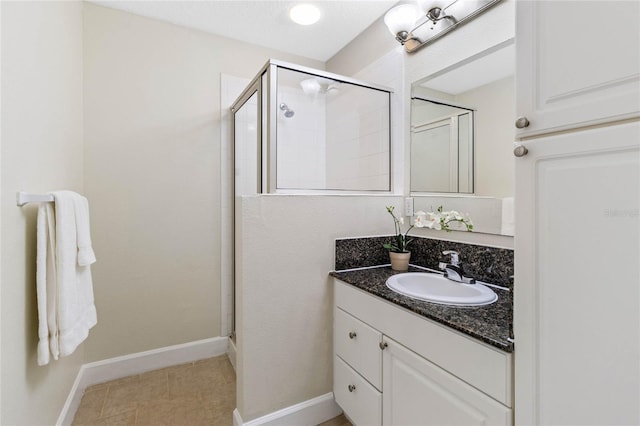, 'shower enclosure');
231,59,392,195
228,60,392,339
